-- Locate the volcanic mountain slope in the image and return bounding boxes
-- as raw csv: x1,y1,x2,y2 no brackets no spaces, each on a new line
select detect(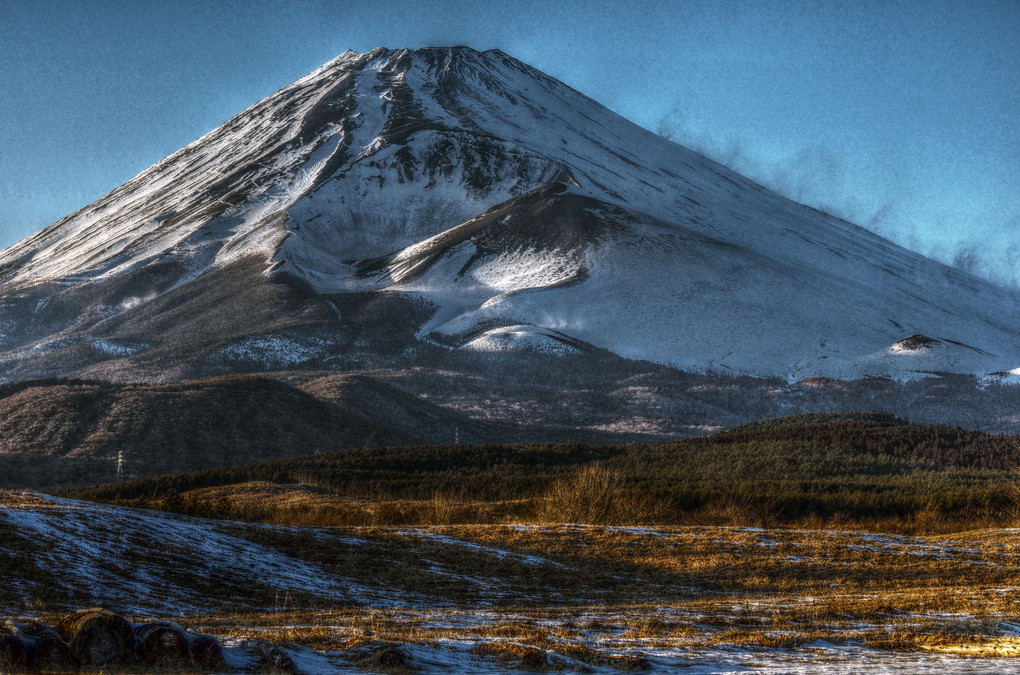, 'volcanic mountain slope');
1,46,1019,383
